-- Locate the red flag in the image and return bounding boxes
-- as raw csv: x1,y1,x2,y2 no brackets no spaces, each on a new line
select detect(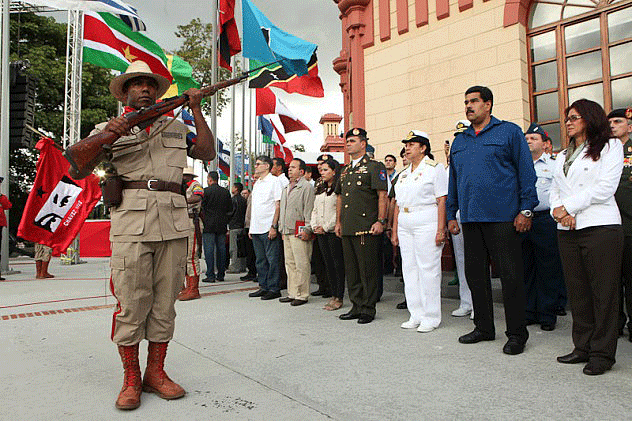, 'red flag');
218,0,242,71
256,88,310,133
17,137,102,254
270,120,294,164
